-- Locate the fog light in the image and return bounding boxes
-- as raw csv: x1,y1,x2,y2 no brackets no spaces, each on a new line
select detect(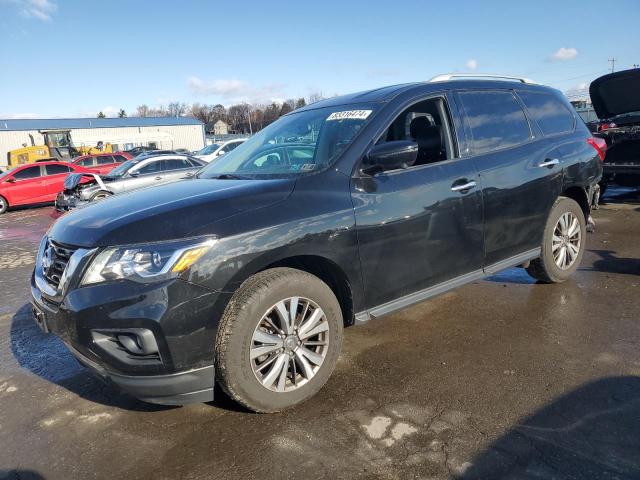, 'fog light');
92,328,160,359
